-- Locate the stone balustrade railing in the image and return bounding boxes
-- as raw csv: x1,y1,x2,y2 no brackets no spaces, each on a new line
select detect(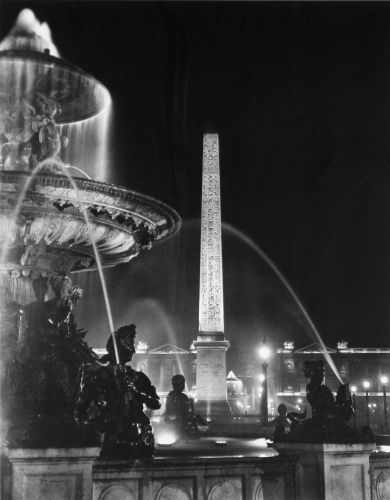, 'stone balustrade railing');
2,445,390,499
